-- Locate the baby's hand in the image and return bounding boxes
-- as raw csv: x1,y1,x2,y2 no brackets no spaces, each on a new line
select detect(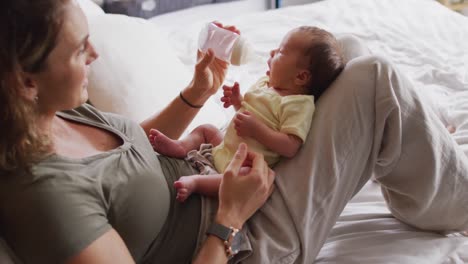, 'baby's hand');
233,111,259,138
220,82,242,109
